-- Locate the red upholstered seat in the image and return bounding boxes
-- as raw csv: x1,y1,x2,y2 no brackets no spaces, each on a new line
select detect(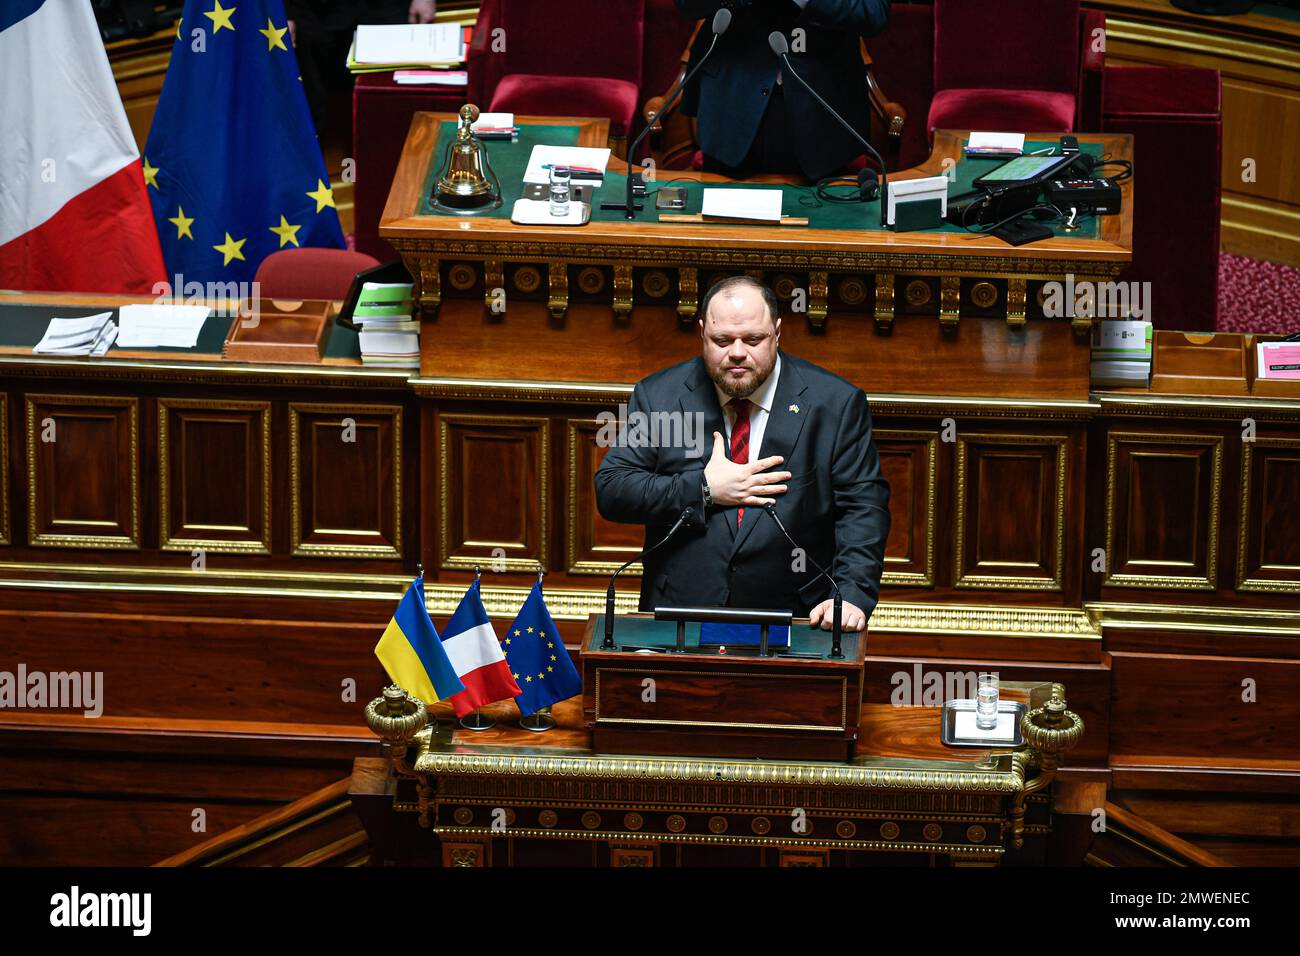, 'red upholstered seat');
470,0,644,141
489,74,641,139
927,0,1091,138
253,248,380,302
928,88,1078,137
